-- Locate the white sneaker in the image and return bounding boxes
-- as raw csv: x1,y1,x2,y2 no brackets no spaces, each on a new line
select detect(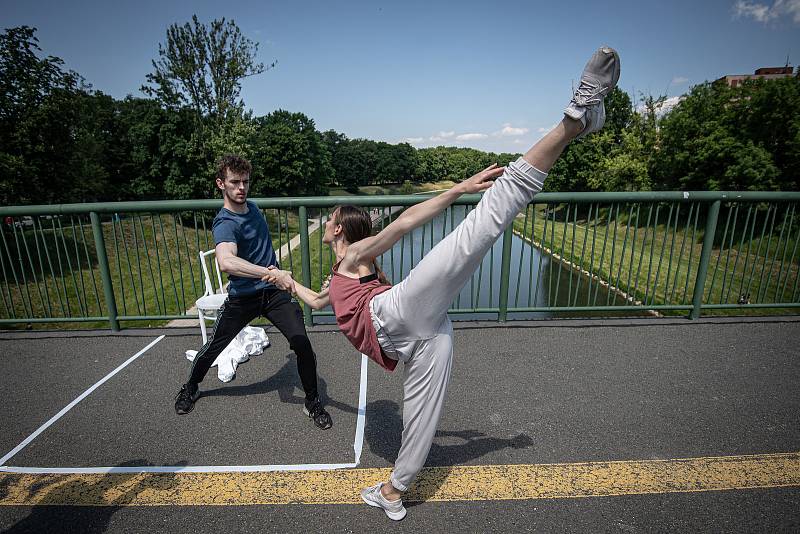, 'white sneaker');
564,46,621,139
360,482,407,520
